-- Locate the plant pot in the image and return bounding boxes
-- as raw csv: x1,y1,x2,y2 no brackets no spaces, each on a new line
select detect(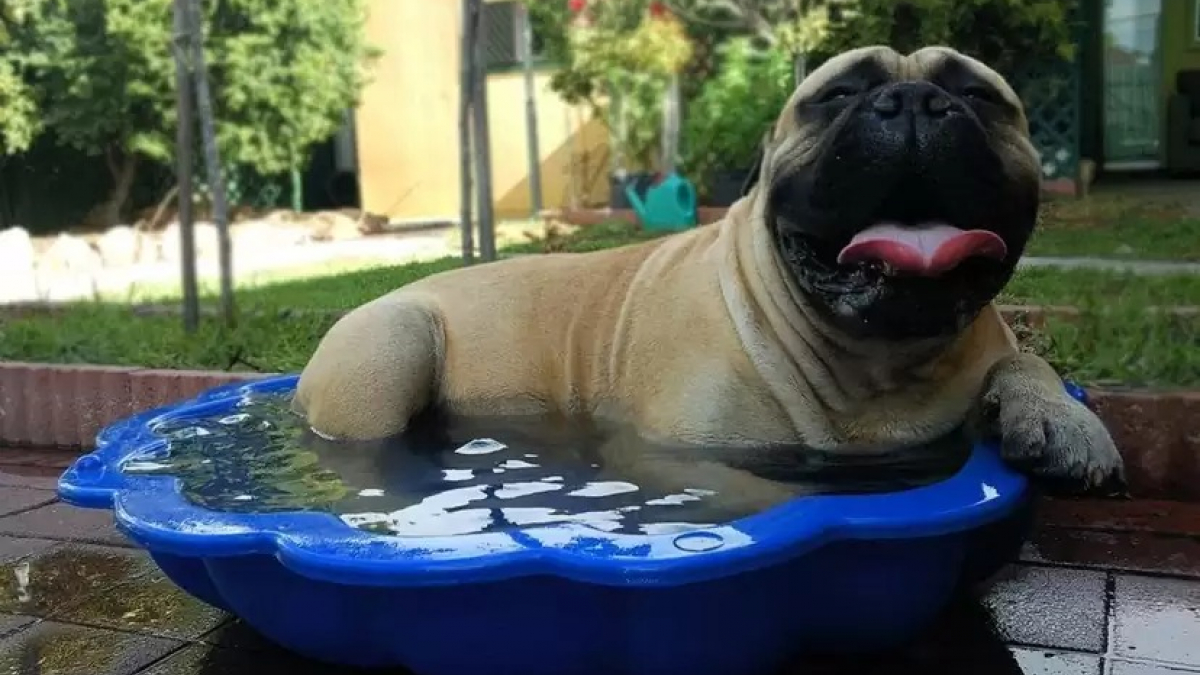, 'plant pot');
609,172,658,210
702,168,752,207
